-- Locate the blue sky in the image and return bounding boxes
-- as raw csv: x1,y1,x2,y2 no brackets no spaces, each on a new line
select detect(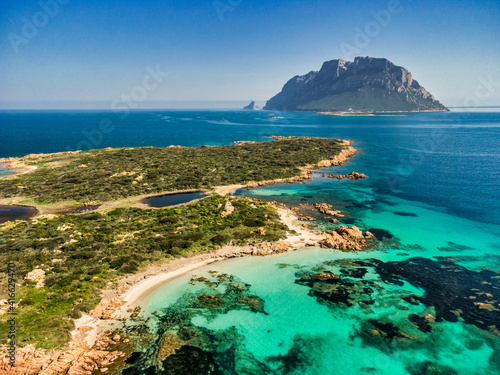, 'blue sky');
0,0,499,108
